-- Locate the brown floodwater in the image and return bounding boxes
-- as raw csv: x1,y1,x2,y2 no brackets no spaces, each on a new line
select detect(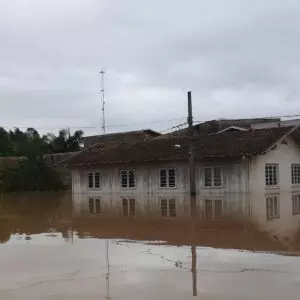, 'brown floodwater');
1,192,300,299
